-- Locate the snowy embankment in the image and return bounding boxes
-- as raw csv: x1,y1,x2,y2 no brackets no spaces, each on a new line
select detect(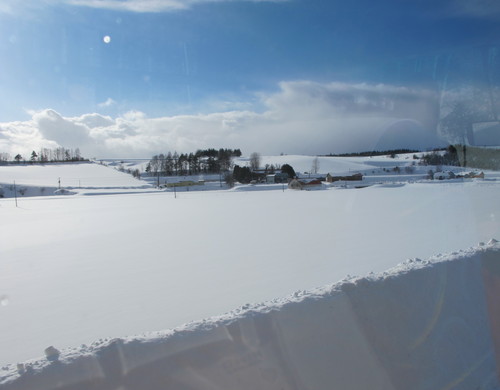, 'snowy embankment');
0,162,152,197
1,241,499,390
